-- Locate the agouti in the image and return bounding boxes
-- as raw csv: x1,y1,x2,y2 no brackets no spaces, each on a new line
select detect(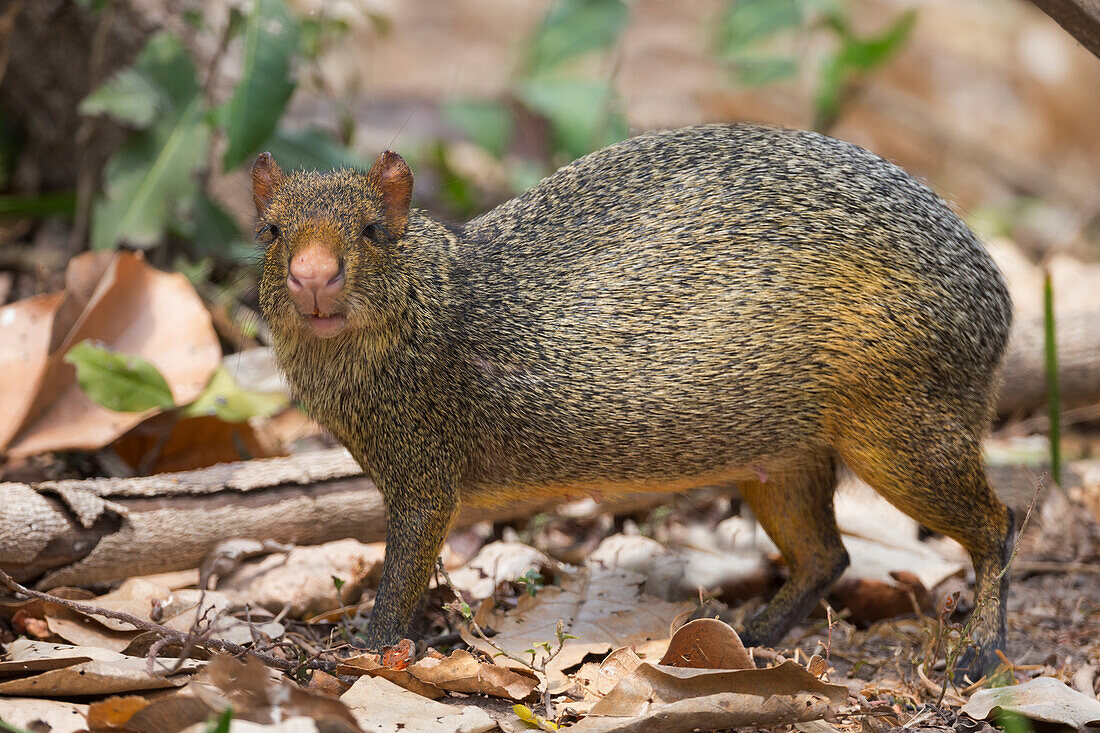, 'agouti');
252,124,1014,678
